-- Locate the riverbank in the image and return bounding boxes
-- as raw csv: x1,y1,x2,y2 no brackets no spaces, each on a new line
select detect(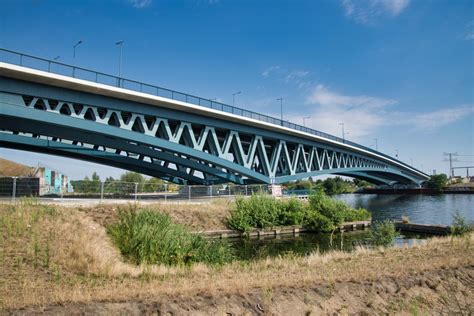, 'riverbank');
1,202,473,314
358,188,474,194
